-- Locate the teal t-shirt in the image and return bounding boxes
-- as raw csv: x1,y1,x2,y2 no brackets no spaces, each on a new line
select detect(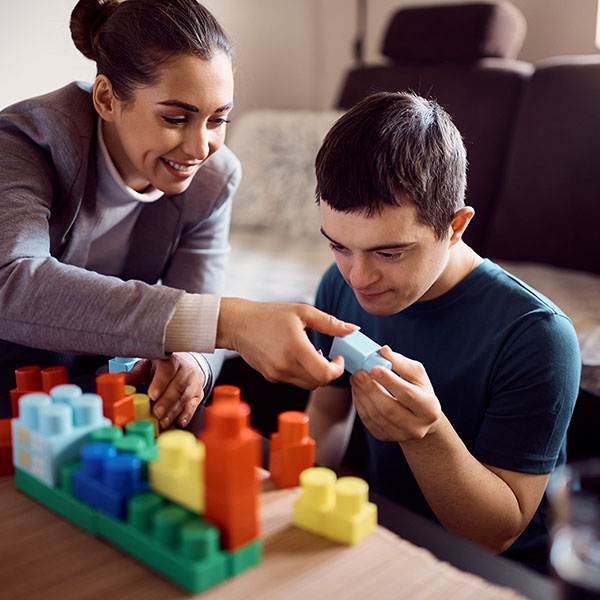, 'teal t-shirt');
313,259,581,567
